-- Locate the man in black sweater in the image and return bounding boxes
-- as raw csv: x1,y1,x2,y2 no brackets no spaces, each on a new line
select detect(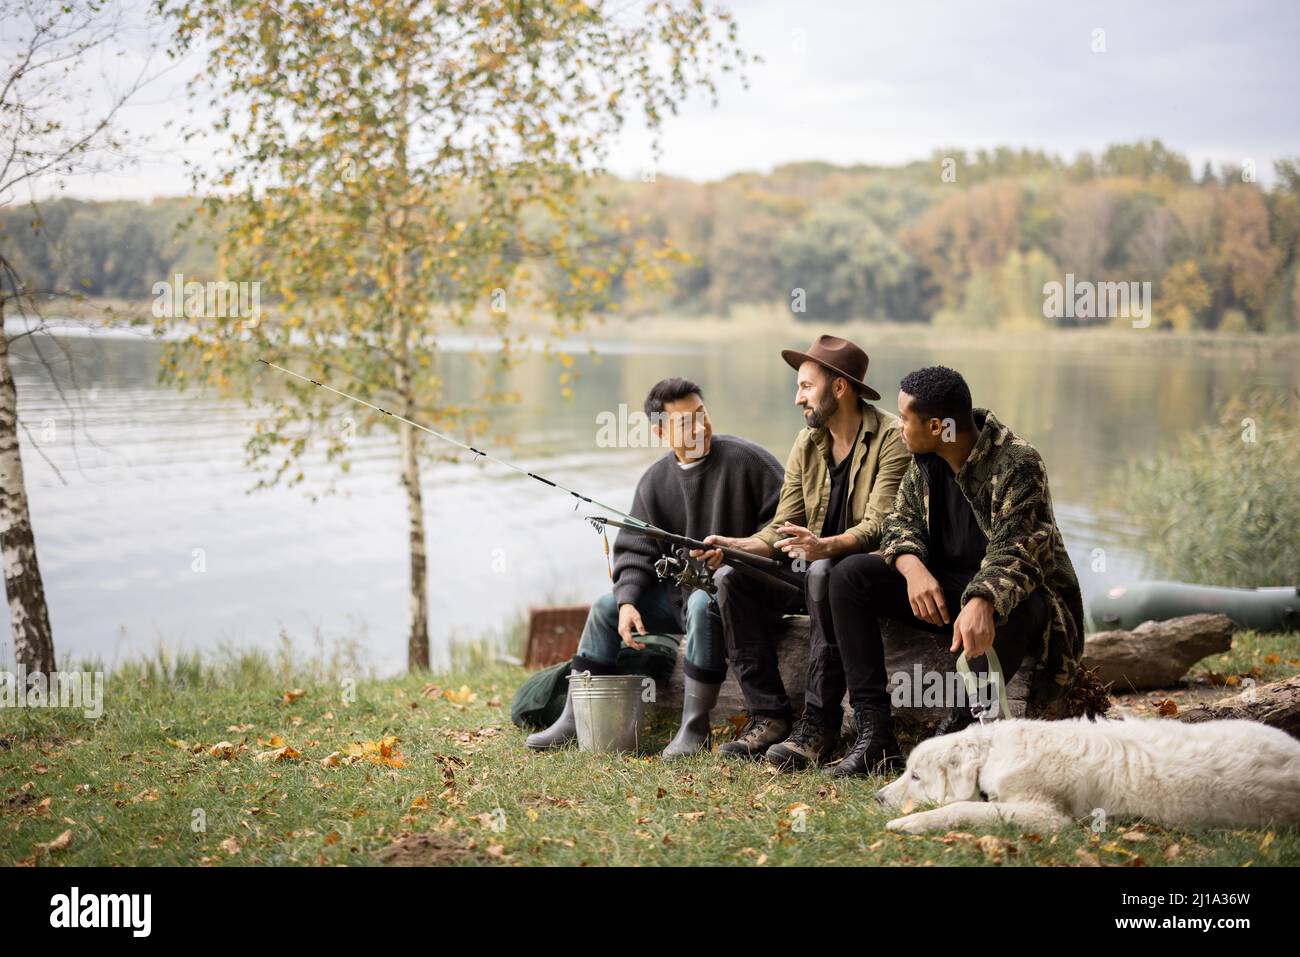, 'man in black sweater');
525,377,784,757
